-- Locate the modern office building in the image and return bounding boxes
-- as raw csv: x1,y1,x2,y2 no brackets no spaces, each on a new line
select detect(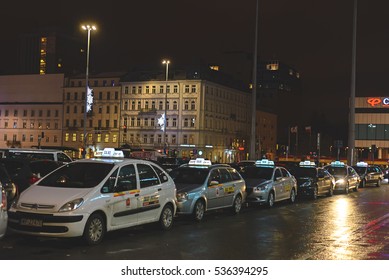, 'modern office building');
355,96,389,160
0,74,64,149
